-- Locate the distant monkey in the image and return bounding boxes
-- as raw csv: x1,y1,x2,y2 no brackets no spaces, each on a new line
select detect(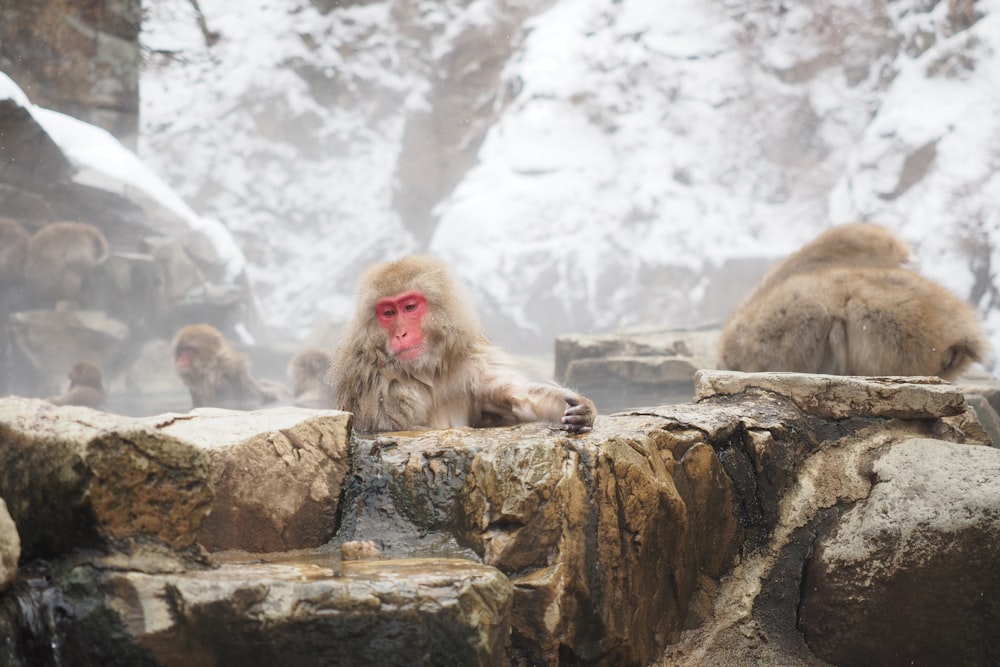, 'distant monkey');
0,217,28,290
330,255,596,433
719,223,988,380
47,361,107,409
172,324,277,409
23,221,109,307
288,346,334,408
